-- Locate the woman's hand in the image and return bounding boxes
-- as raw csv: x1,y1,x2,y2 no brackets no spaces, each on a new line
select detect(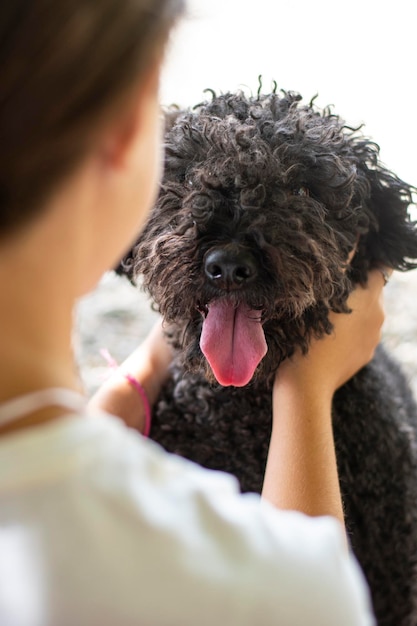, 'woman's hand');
277,267,388,401
88,318,173,432
262,268,389,528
